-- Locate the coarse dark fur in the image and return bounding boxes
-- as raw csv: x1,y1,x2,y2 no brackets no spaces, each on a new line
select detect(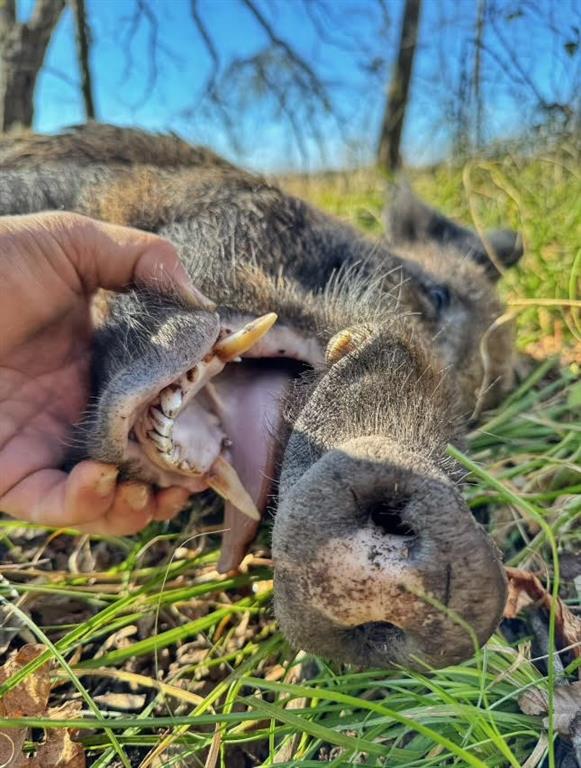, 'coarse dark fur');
0,125,523,669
